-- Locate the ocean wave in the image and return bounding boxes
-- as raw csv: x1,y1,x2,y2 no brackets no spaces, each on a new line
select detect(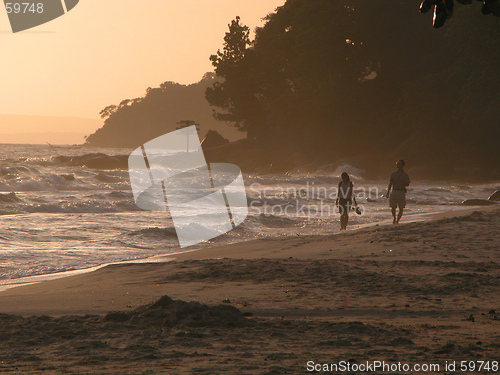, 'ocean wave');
0,192,22,203
7,201,139,214
0,165,42,178
128,227,178,238
254,213,300,228
407,199,456,206
317,163,365,180
52,153,129,170
95,172,123,182
0,172,90,192
63,201,138,213
424,187,452,193
60,174,78,182
248,197,295,207
86,191,133,200
107,191,133,199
